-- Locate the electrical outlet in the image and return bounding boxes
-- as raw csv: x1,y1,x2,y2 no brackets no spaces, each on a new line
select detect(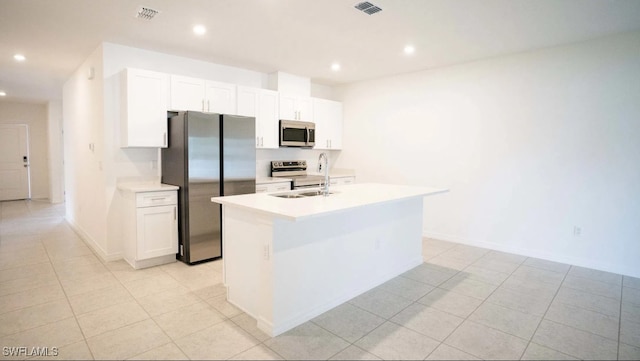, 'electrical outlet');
573,226,582,237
